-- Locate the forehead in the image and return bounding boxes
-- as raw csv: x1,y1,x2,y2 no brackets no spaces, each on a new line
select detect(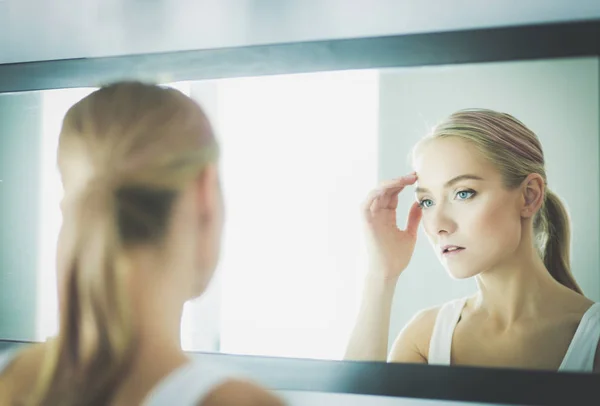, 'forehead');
413,137,499,186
